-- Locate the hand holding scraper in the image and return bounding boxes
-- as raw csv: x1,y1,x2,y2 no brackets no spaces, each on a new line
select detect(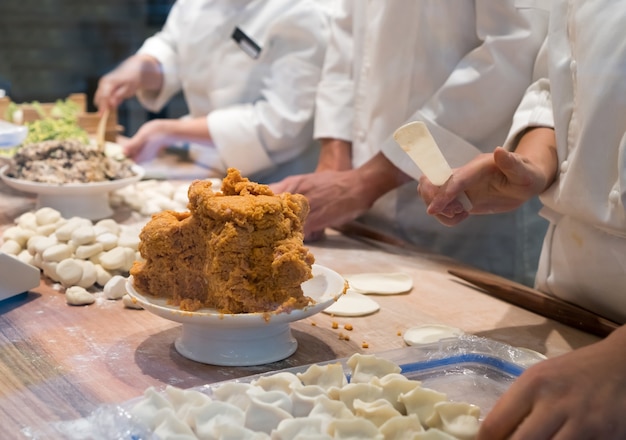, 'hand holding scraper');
393,121,472,211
